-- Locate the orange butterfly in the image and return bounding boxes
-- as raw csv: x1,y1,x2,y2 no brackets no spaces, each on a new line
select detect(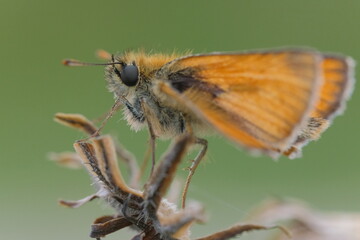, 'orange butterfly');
63,48,355,206
65,48,355,158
